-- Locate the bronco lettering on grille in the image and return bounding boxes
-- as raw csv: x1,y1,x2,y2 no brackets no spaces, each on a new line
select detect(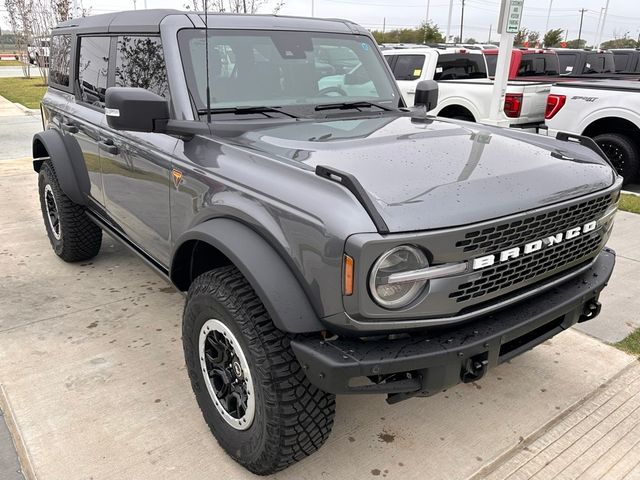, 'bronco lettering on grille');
472,221,597,270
